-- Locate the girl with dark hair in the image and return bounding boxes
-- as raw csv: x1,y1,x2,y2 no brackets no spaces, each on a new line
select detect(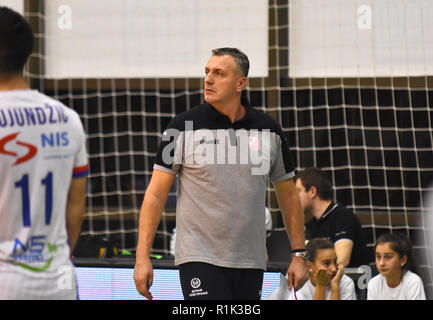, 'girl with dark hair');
367,233,426,300
267,238,357,300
